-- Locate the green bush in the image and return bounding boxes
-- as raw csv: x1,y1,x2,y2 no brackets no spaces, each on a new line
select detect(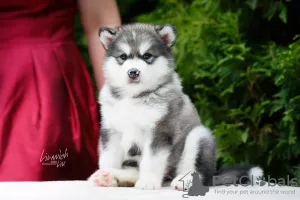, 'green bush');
136,0,300,182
